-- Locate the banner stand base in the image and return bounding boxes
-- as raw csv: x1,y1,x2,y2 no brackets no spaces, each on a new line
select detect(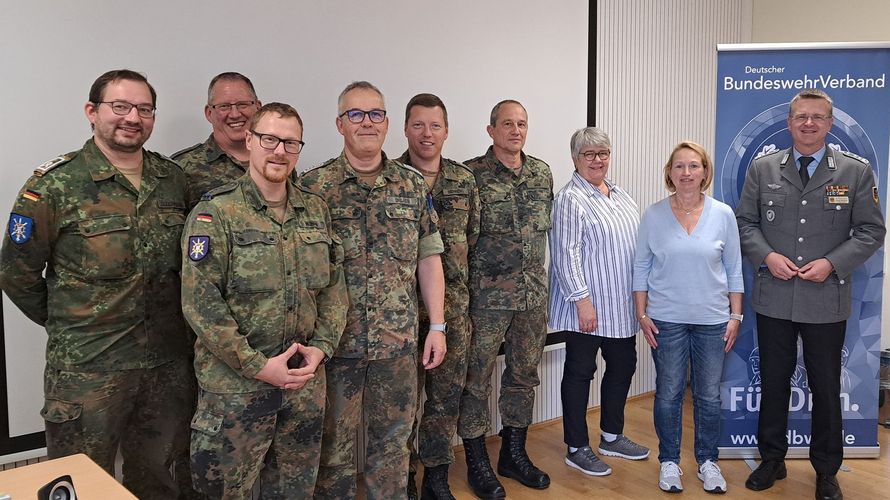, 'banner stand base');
720,446,880,459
